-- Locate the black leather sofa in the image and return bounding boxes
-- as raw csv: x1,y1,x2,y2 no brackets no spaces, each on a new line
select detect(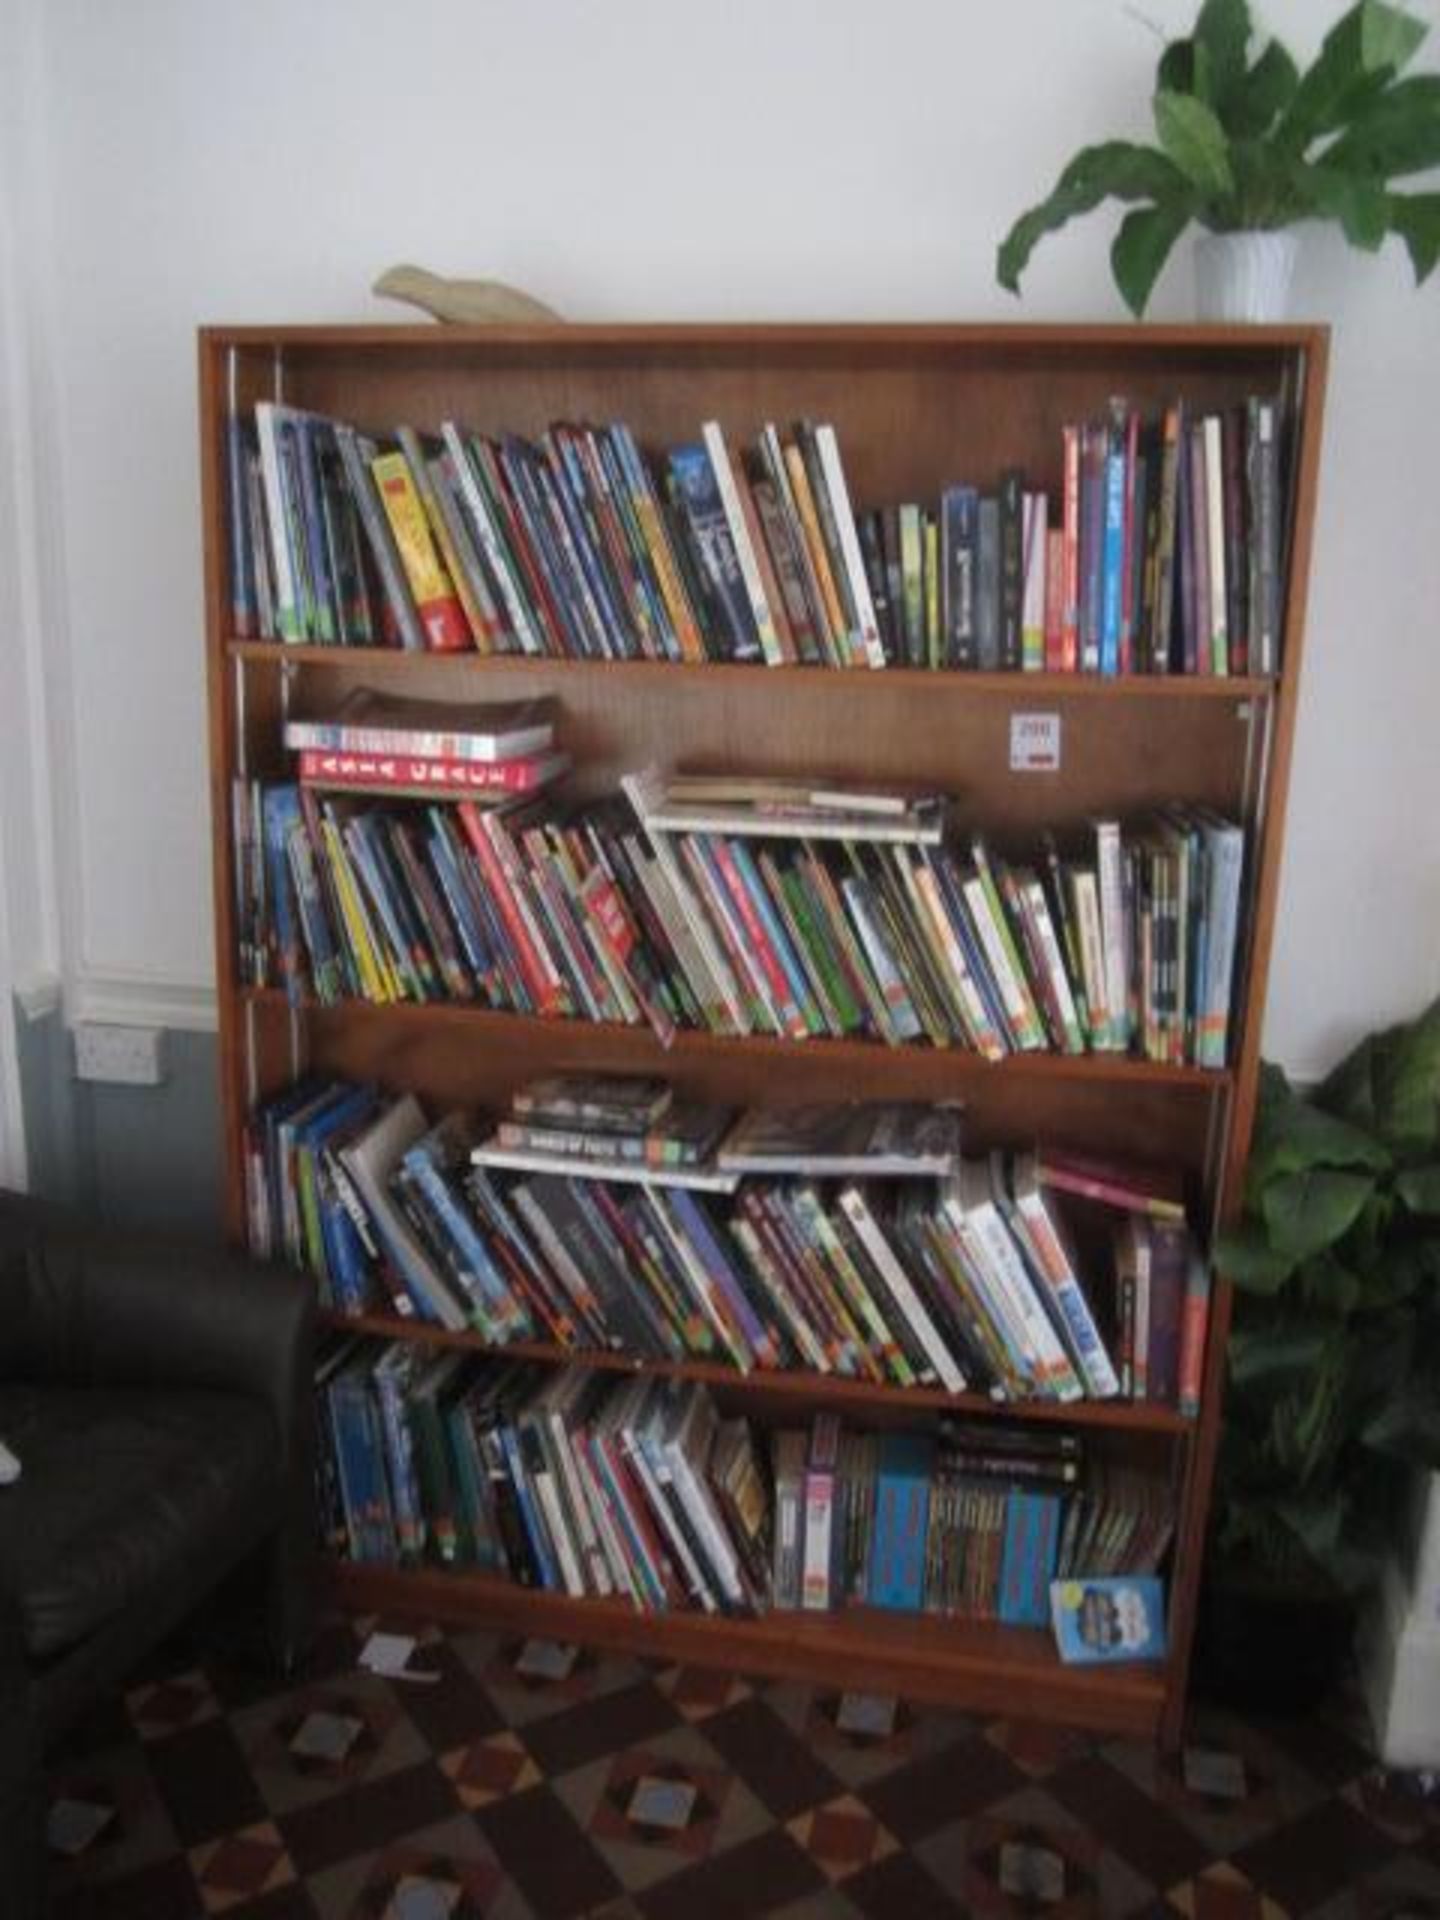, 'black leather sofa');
0,1191,314,1911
